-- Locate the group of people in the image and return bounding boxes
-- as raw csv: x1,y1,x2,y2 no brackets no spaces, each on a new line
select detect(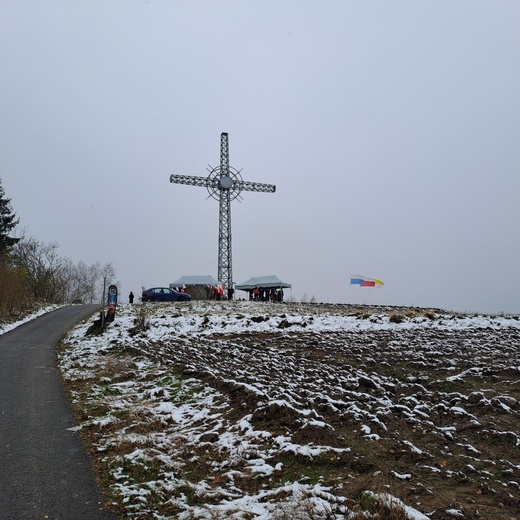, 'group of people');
93,304,116,328
248,286,284,303
209,285,226,300
126,285,284,302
